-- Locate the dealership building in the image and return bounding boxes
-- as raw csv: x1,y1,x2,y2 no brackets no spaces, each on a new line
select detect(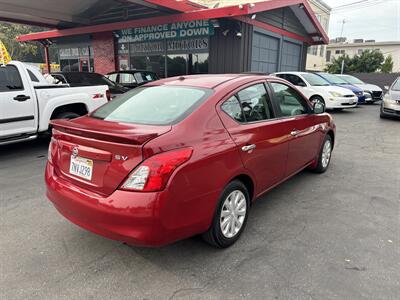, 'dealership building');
2,0,328,77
